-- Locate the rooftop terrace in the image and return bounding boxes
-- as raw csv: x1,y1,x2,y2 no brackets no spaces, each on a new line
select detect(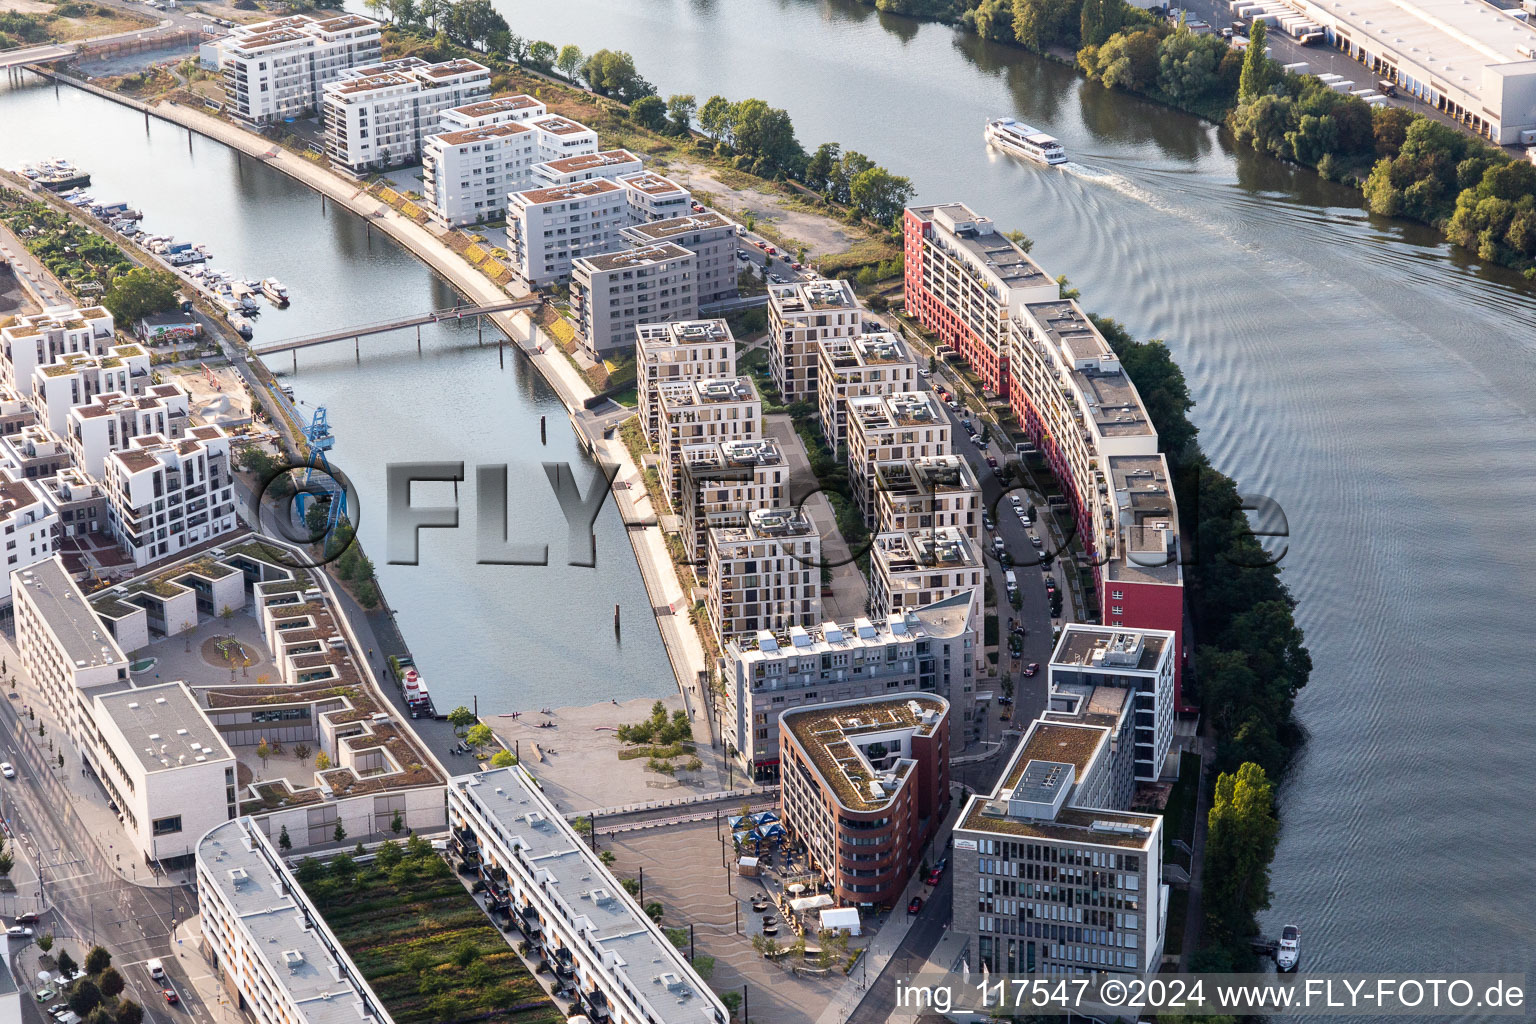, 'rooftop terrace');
781,694,946,812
